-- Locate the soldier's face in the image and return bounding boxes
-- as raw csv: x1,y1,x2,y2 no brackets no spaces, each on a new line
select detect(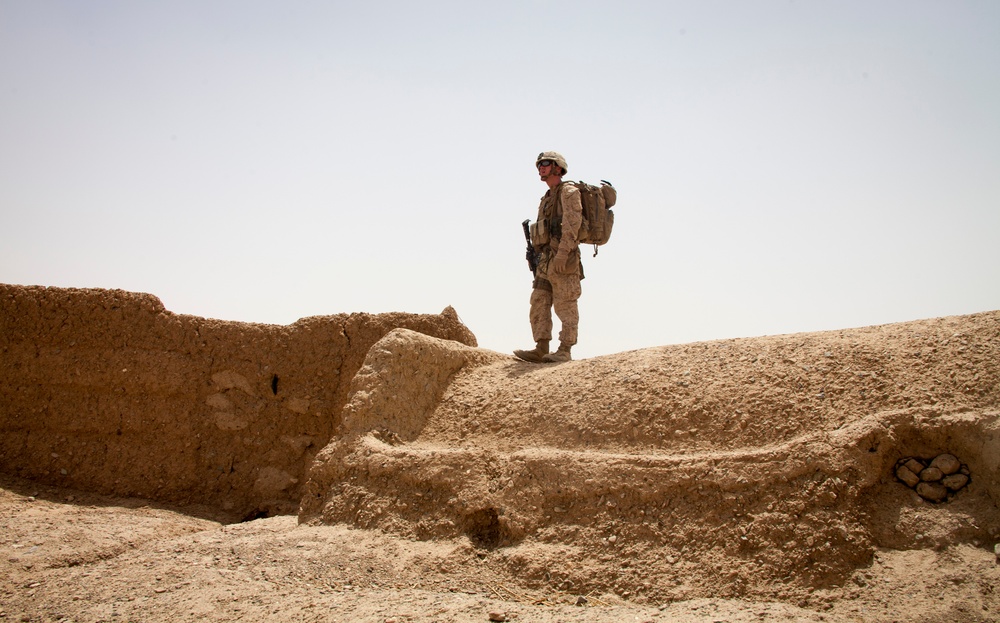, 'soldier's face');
537,161,554,180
